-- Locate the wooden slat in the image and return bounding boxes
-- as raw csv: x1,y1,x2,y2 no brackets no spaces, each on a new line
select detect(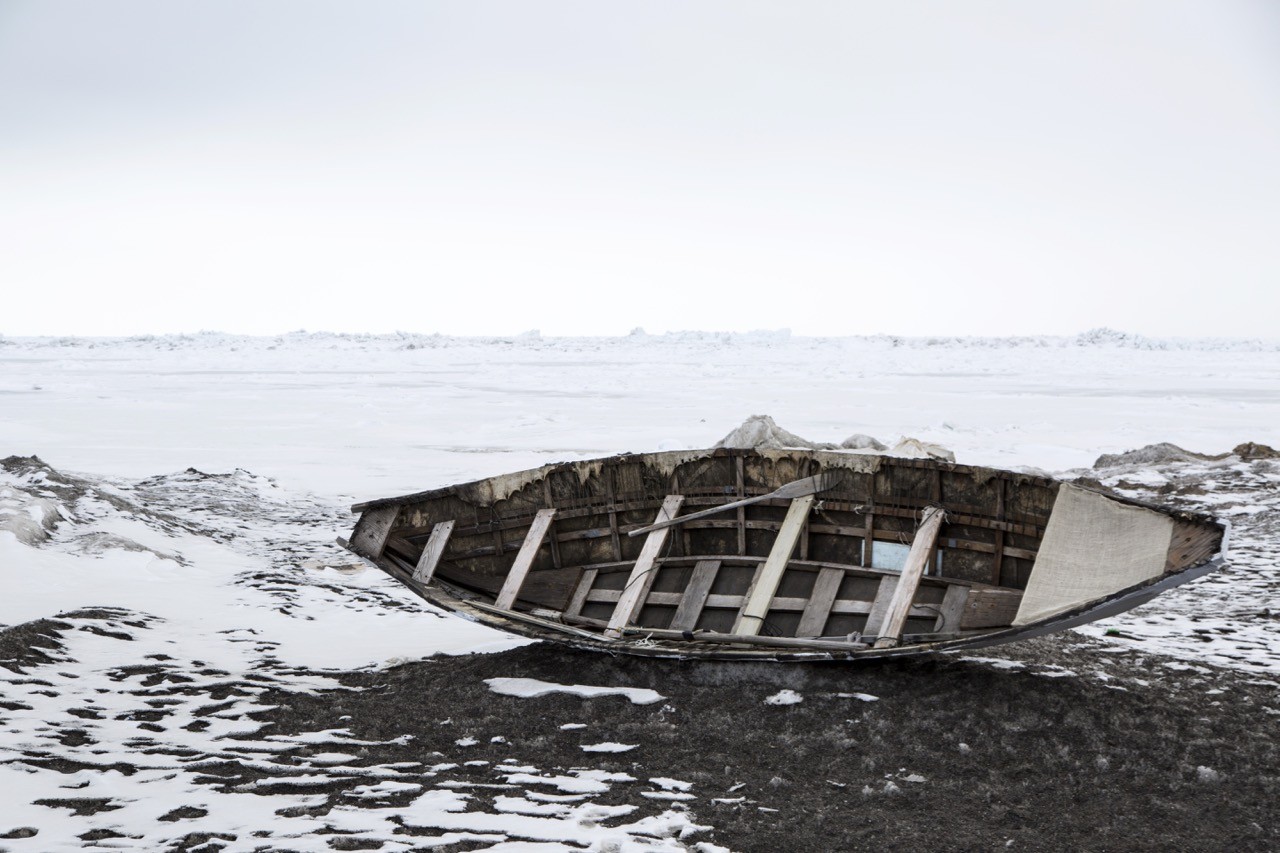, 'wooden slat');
733,495,816,636
563,568,598,619
861,576,898,638
604,495,685,638
669,560,721,632
412,520,455,584
796,566,844,638
935,583,969,633
874,506,946,649
494,509,557,611
349,505,399,560
605,469,623,561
